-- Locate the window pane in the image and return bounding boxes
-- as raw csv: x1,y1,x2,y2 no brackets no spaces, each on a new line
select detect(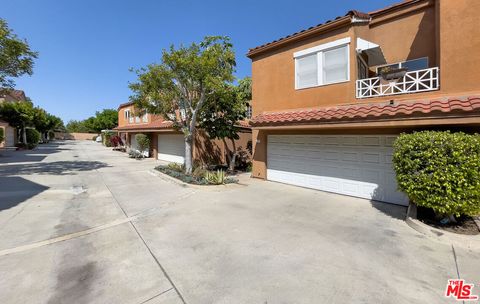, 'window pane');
323,46,348,83
402,57,428,71
297,54,318,88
